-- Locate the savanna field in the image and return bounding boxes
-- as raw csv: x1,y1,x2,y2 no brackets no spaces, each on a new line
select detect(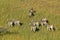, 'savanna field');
0,0,60,40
